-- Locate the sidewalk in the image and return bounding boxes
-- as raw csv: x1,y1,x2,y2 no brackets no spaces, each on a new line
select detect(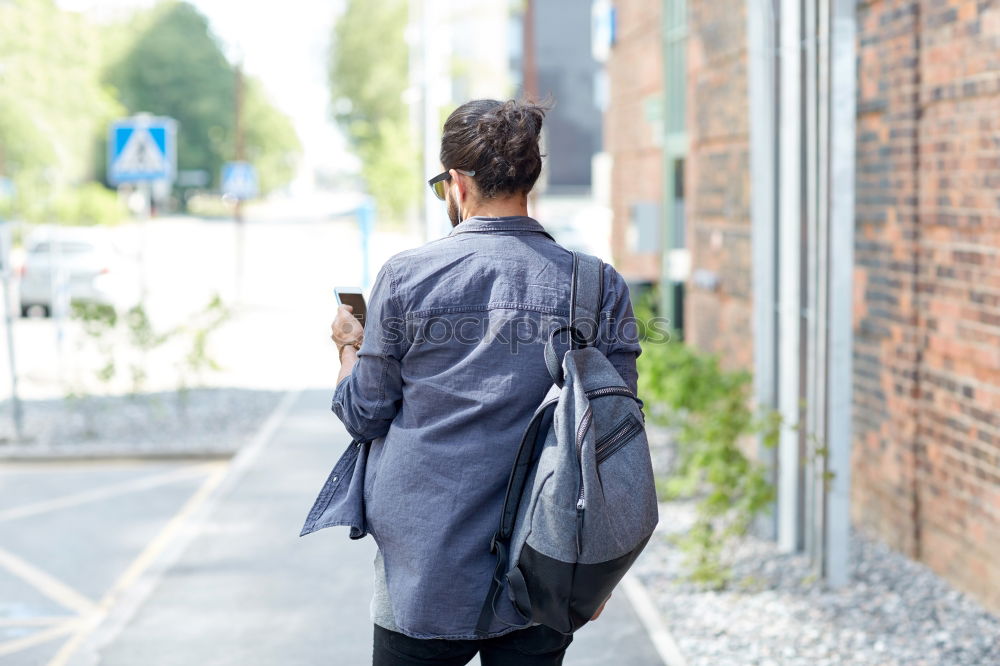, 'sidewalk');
81,389,665,666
